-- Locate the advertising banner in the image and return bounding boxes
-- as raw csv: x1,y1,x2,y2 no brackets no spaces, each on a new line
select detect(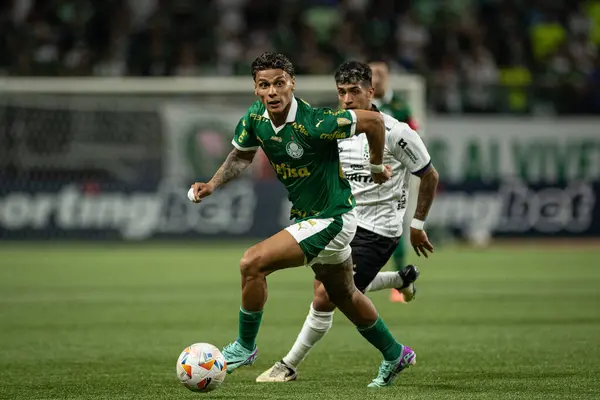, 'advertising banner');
429,180,599,237
2,105,598,239
0,180,290,240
